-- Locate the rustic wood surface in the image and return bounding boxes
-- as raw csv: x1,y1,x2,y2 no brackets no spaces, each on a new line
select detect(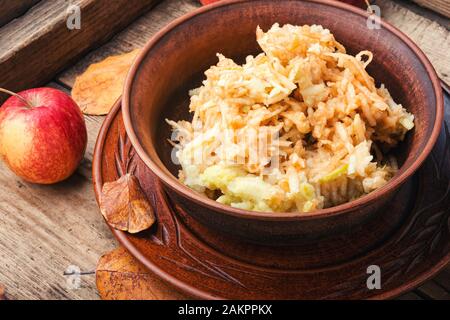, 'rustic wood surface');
0,0,161,104
412,0,450,18
0,0,448,300
0,0,40,27
376,0,450,86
